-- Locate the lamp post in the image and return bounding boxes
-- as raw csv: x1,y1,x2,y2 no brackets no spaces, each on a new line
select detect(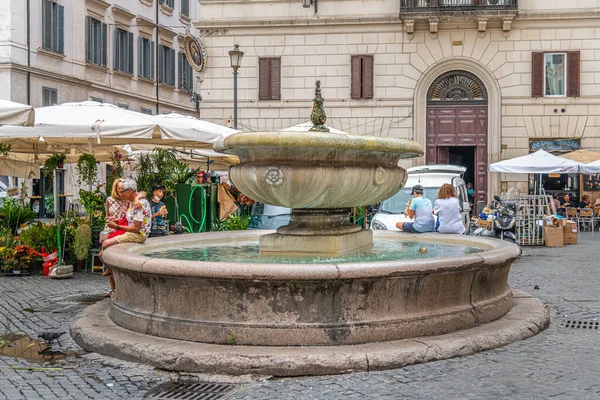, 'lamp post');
228,44,244,130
